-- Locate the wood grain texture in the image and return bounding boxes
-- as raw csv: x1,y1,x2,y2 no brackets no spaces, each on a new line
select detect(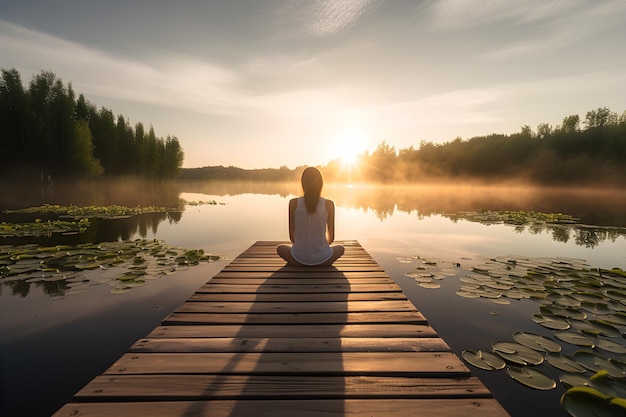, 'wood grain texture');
52,241,510,417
